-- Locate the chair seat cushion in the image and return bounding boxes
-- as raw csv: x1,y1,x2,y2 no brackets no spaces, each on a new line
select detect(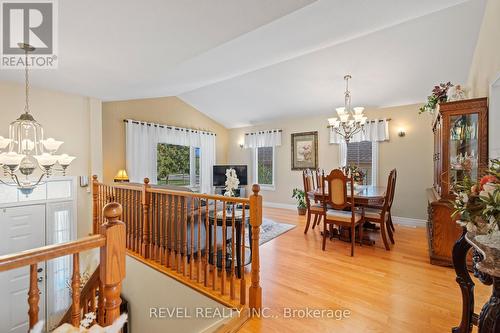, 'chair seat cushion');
309,203,323,212
325,209,362,223
364,207,386,220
